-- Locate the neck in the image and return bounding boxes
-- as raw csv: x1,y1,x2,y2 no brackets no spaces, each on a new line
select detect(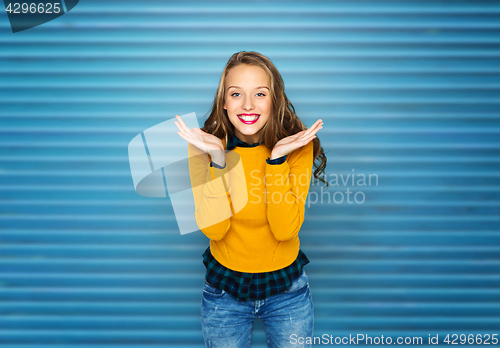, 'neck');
234,129,262,144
